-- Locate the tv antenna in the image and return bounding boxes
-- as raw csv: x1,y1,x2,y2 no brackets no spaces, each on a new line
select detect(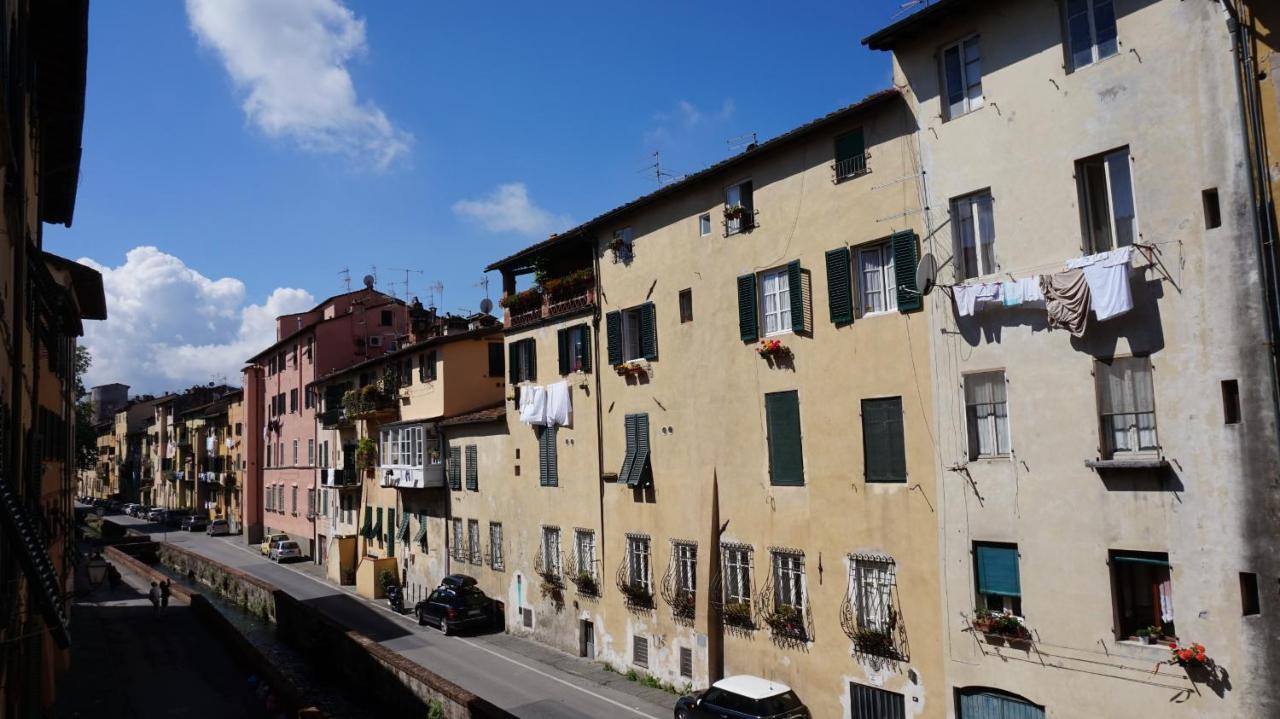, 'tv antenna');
893,0,928,20
387,267,424,300
727,132,757,153
338,267,351,292
426,281,444,309
638,151,678,186
474,277,493,315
